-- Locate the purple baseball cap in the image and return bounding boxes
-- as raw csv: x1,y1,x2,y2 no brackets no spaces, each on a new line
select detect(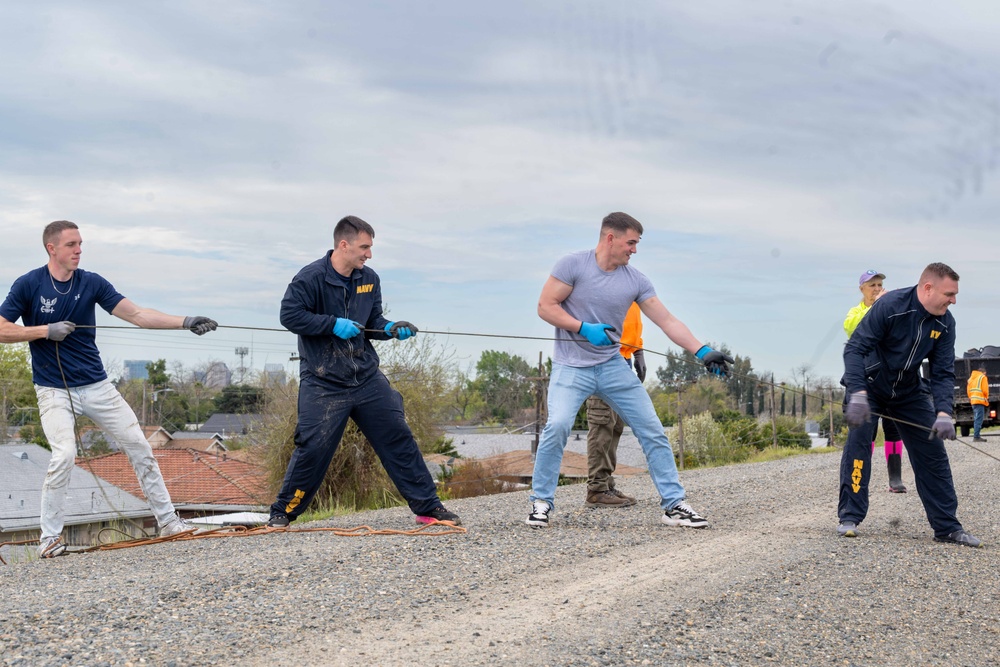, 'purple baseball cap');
858,269,885,286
